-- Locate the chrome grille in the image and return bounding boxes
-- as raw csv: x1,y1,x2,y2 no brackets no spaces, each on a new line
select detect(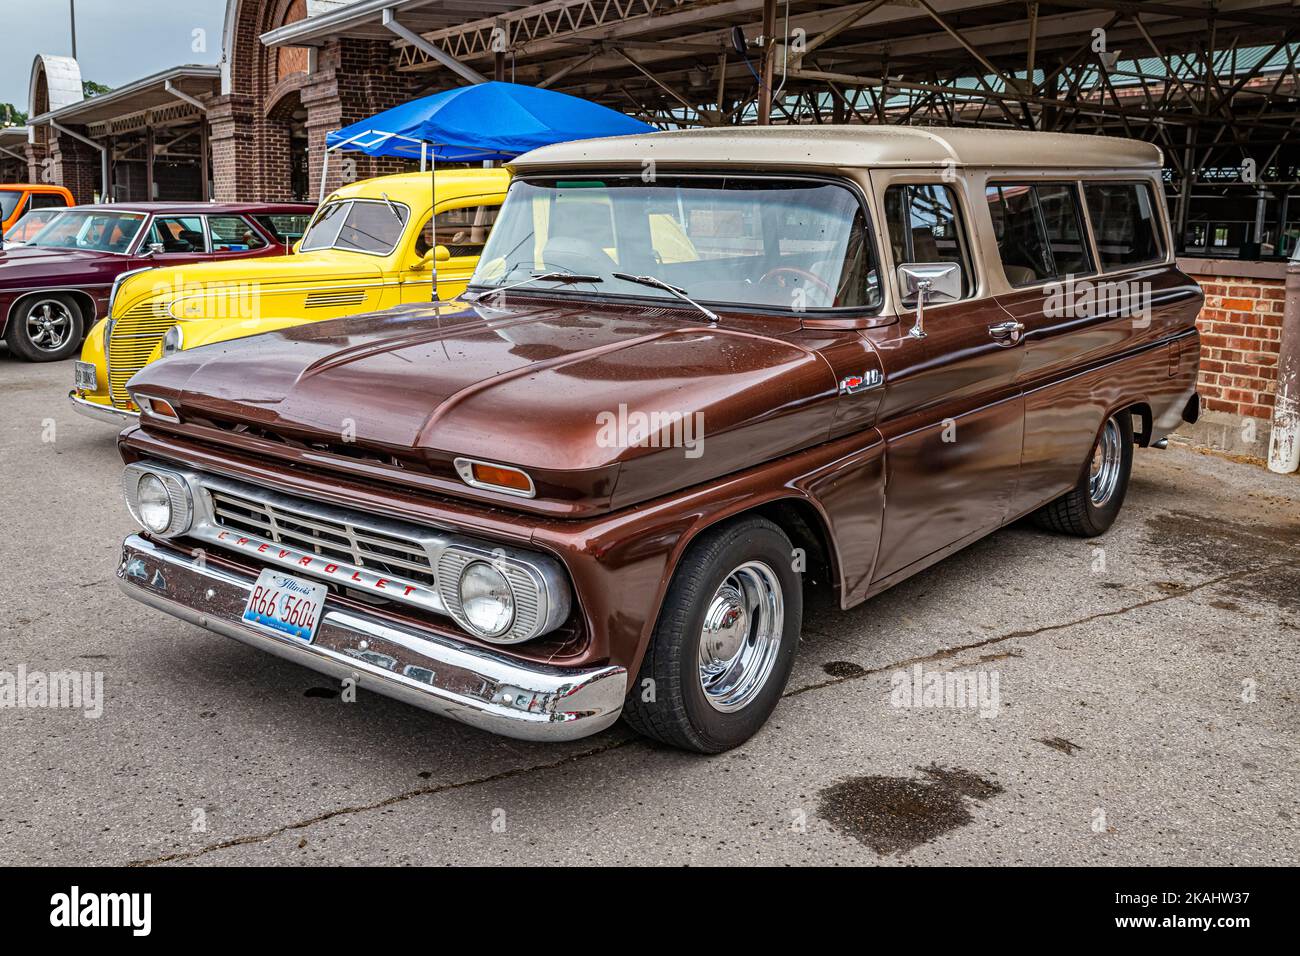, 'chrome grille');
208,488,436,586
107,300,175,406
